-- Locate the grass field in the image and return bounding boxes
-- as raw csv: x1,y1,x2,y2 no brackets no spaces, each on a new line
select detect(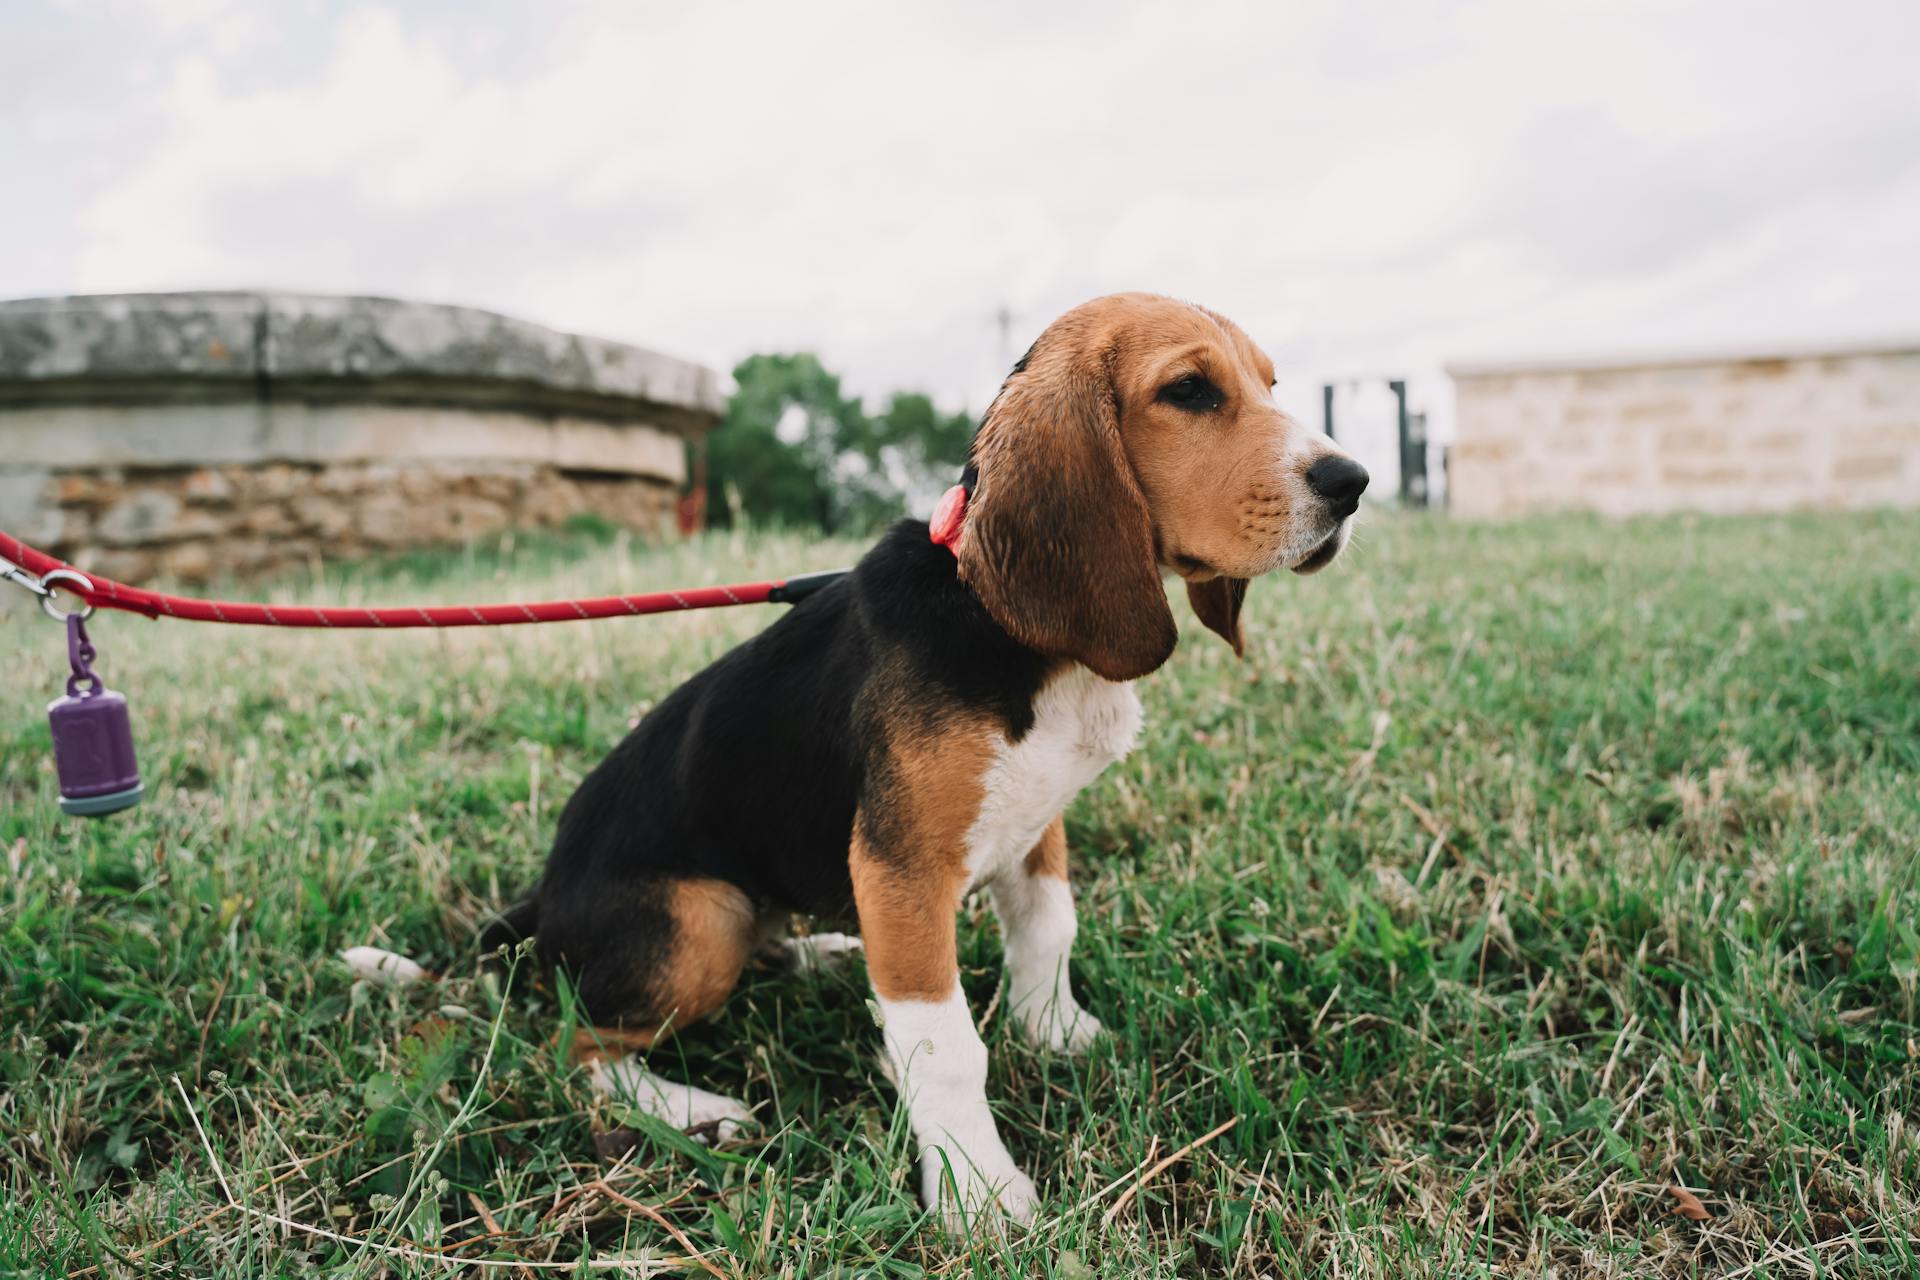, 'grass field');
3,510,1917,1278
